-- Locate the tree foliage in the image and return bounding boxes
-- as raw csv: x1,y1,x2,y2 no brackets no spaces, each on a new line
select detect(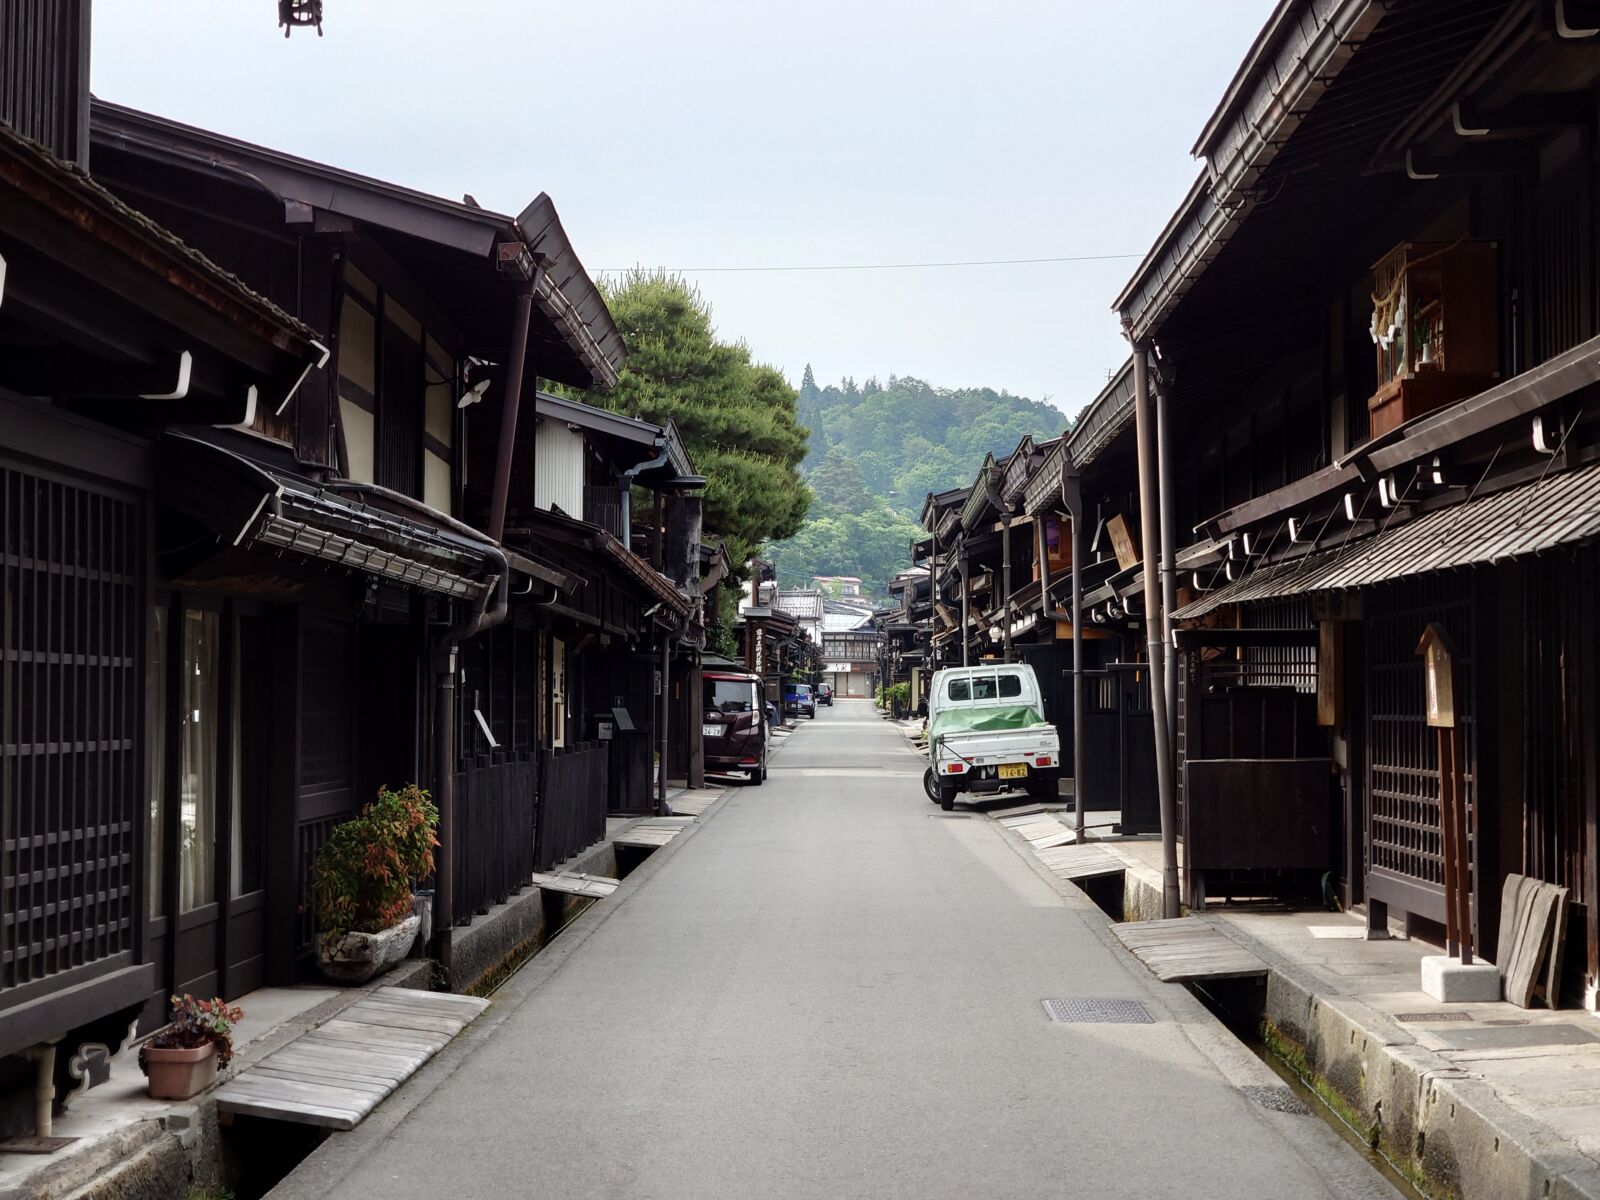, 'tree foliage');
571,272,811,568
770,369,1066,595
